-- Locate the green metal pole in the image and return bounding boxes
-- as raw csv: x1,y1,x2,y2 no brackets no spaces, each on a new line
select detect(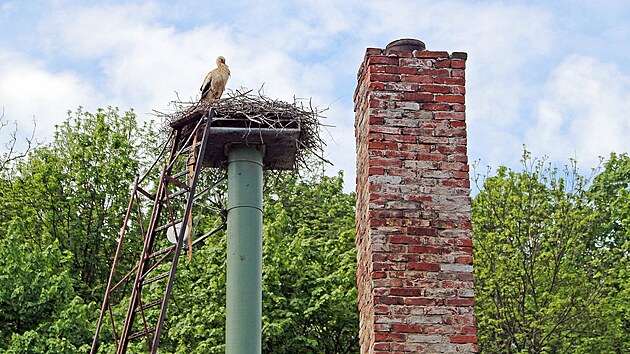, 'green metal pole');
226,145,264,354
